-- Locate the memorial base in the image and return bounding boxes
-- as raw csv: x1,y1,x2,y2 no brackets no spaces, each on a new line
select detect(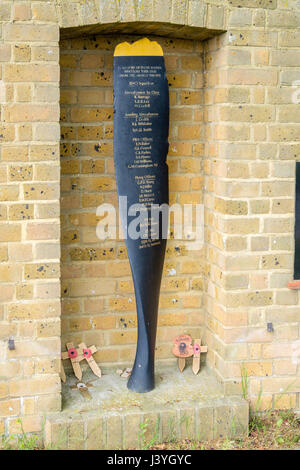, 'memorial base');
44,364,249,449
127,371,155,393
